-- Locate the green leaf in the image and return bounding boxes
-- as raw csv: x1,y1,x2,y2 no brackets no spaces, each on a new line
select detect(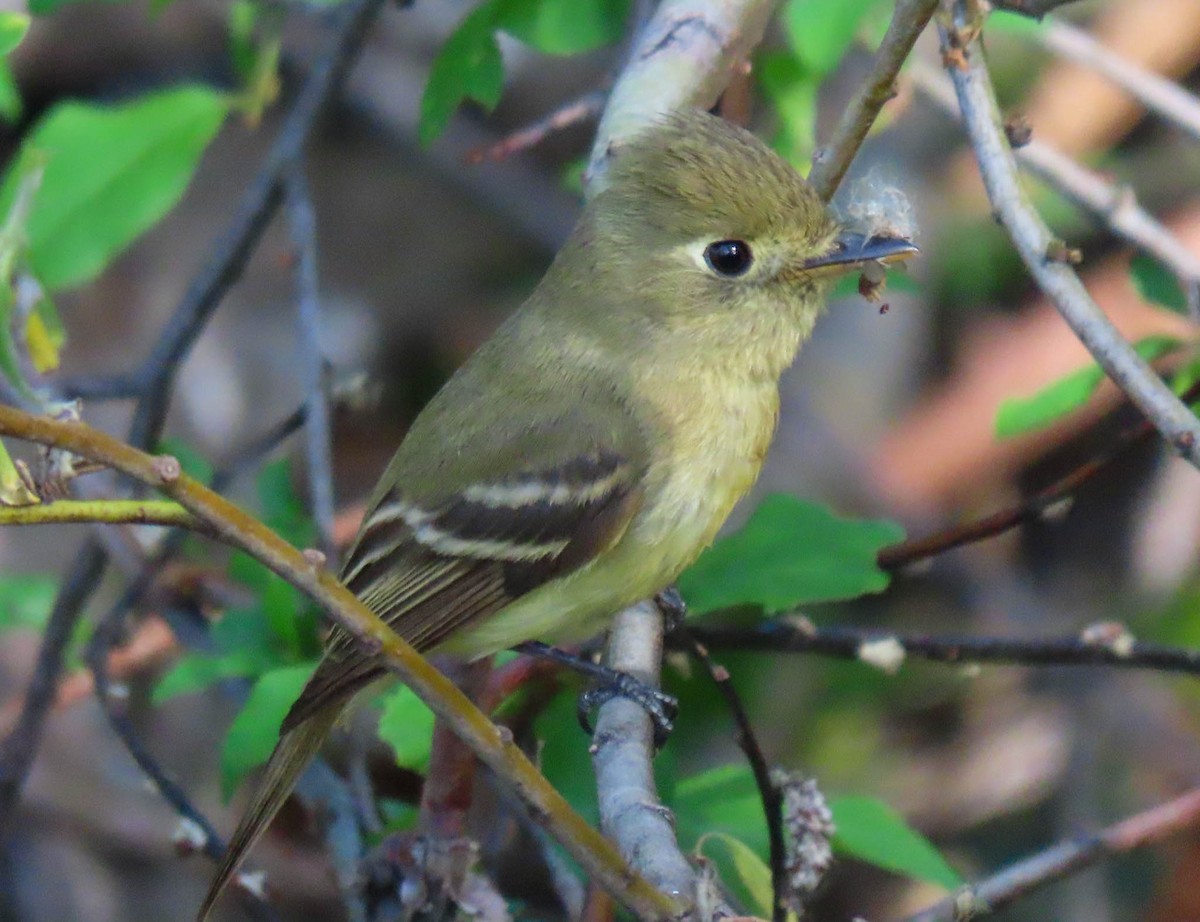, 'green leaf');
995,334,1183,438
220,661,317,800
987,8,1048,34
496,0,628,54
697,832,773,918
419,3,505,147
0,574,56,631
831,795,960,890
0,13,30,56
782,0,881,77
1,85,228,291
676,763,767,853
678,495,904,614
153,648,264,704
257,458,315,547
1131,253,1188,315
758,51,818,168
0,60,22,124
376,684,436,769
